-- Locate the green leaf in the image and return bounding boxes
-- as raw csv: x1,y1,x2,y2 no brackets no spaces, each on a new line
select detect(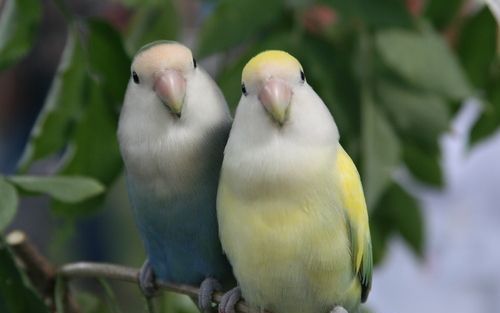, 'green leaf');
98,279,123,313
425,0,464,30
470,63,500,144
217,54,250,110
75,292,109,313
362,96,400,209
368,214,391,265
470,101,500,144
393,185,424,257
18,30,87,171
374,183,424,257
30,20,128,215
55,77,122,214
0,240,50,313
119,0,165,6
324,0,413,28
60,79,121,186
300,34,358,142
457,7,497,88
0,0,42,69
8,175,104,203
156,292,198,313
18,20,129,172
125,1,179,55
87,19,131,108
403,144,442,186
376,79,450,151
217,55,247,110
376,27,472,100
197,0,283,57
0,177,18,232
